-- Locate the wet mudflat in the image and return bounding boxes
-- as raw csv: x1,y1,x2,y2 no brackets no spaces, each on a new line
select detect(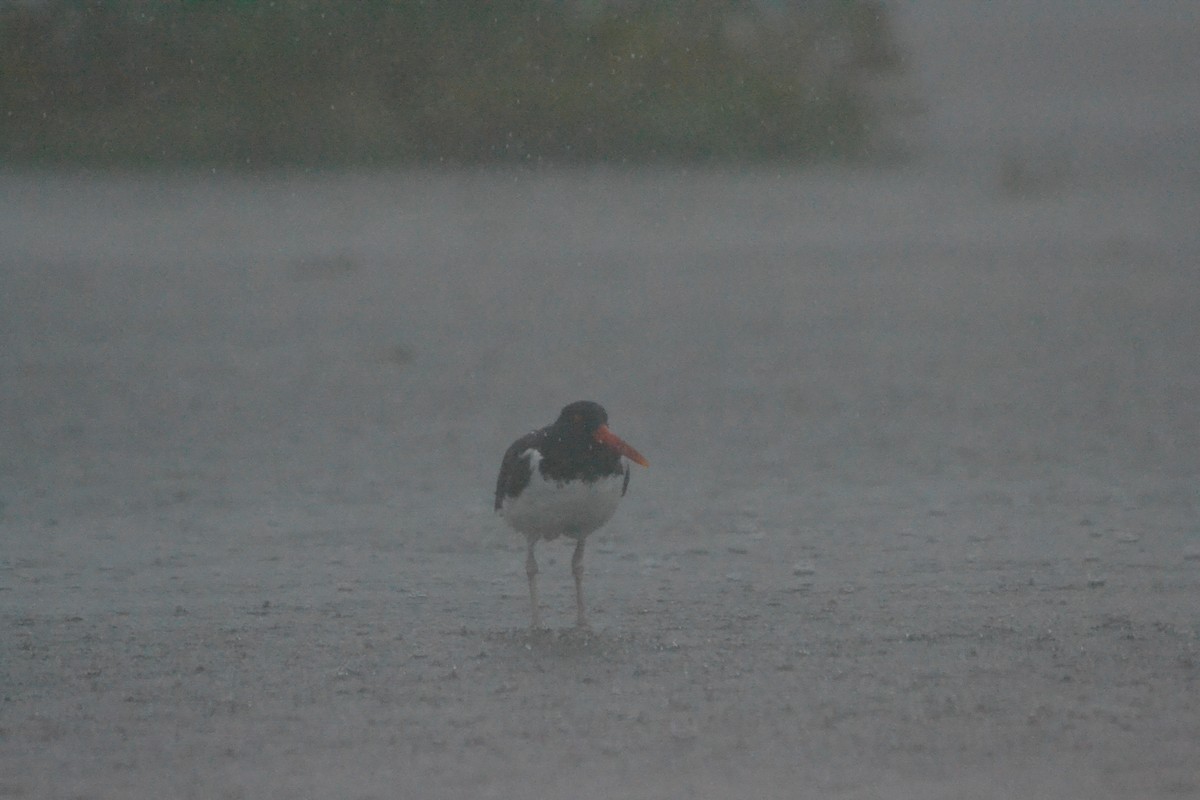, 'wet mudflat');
2,159,1197,798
